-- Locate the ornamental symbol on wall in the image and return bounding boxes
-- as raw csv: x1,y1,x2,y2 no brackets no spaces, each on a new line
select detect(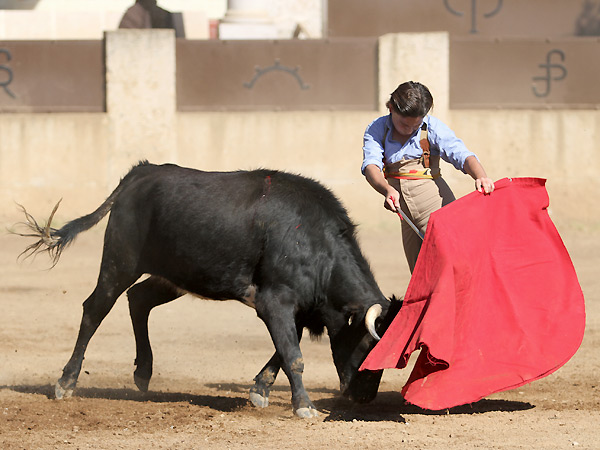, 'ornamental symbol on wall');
0,49,16,99
244,59,310,90
444,0,503,33
532,49,567,98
